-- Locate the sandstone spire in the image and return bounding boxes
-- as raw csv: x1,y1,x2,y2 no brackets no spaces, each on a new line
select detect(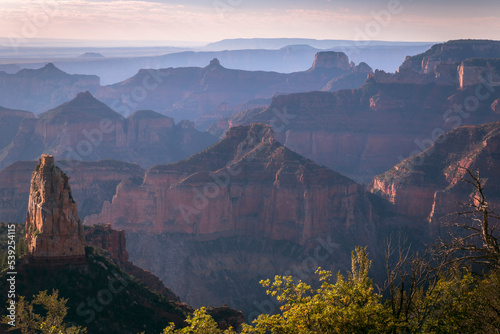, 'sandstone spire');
26,154,85,261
